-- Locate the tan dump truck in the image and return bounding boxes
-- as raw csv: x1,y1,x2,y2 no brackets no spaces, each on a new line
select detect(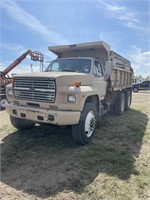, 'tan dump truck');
5,41,133,144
